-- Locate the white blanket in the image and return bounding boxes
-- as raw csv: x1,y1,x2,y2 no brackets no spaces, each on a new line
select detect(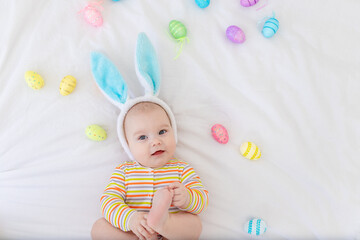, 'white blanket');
1,0,359,239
